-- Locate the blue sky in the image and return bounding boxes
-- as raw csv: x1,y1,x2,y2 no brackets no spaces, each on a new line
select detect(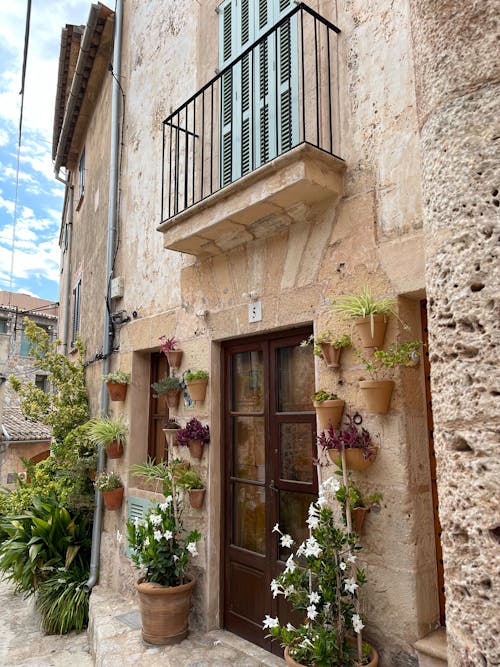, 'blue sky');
0,0,90,302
